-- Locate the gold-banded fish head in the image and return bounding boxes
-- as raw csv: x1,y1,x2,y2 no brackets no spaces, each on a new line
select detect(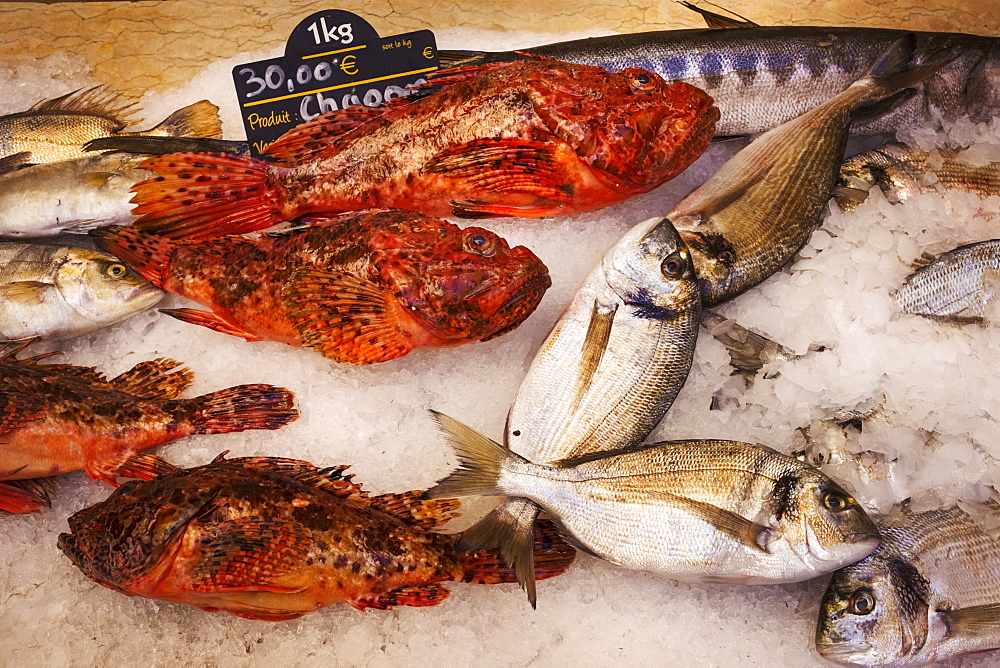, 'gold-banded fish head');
55,247,164,327
816,552,929,666
835,146,923,211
